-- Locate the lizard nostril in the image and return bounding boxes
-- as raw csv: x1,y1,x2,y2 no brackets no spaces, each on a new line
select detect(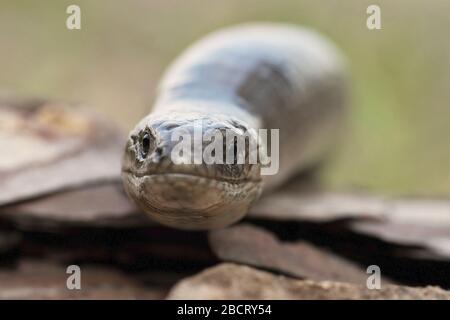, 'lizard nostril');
141,133,151,158
233,138,239,164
